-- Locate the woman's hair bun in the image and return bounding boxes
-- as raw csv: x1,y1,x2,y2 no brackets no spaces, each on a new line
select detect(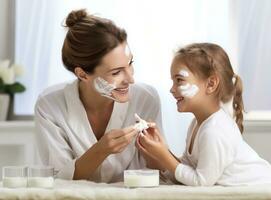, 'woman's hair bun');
65,9,87,27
